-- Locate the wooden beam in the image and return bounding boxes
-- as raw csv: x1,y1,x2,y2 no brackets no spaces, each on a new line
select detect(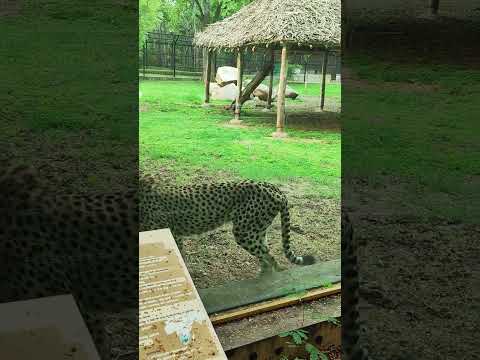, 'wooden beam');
203,49,212,105
273,44,288,137
210,283,341,326
266,50,275,109
320,50,329,110
230,50,244,124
